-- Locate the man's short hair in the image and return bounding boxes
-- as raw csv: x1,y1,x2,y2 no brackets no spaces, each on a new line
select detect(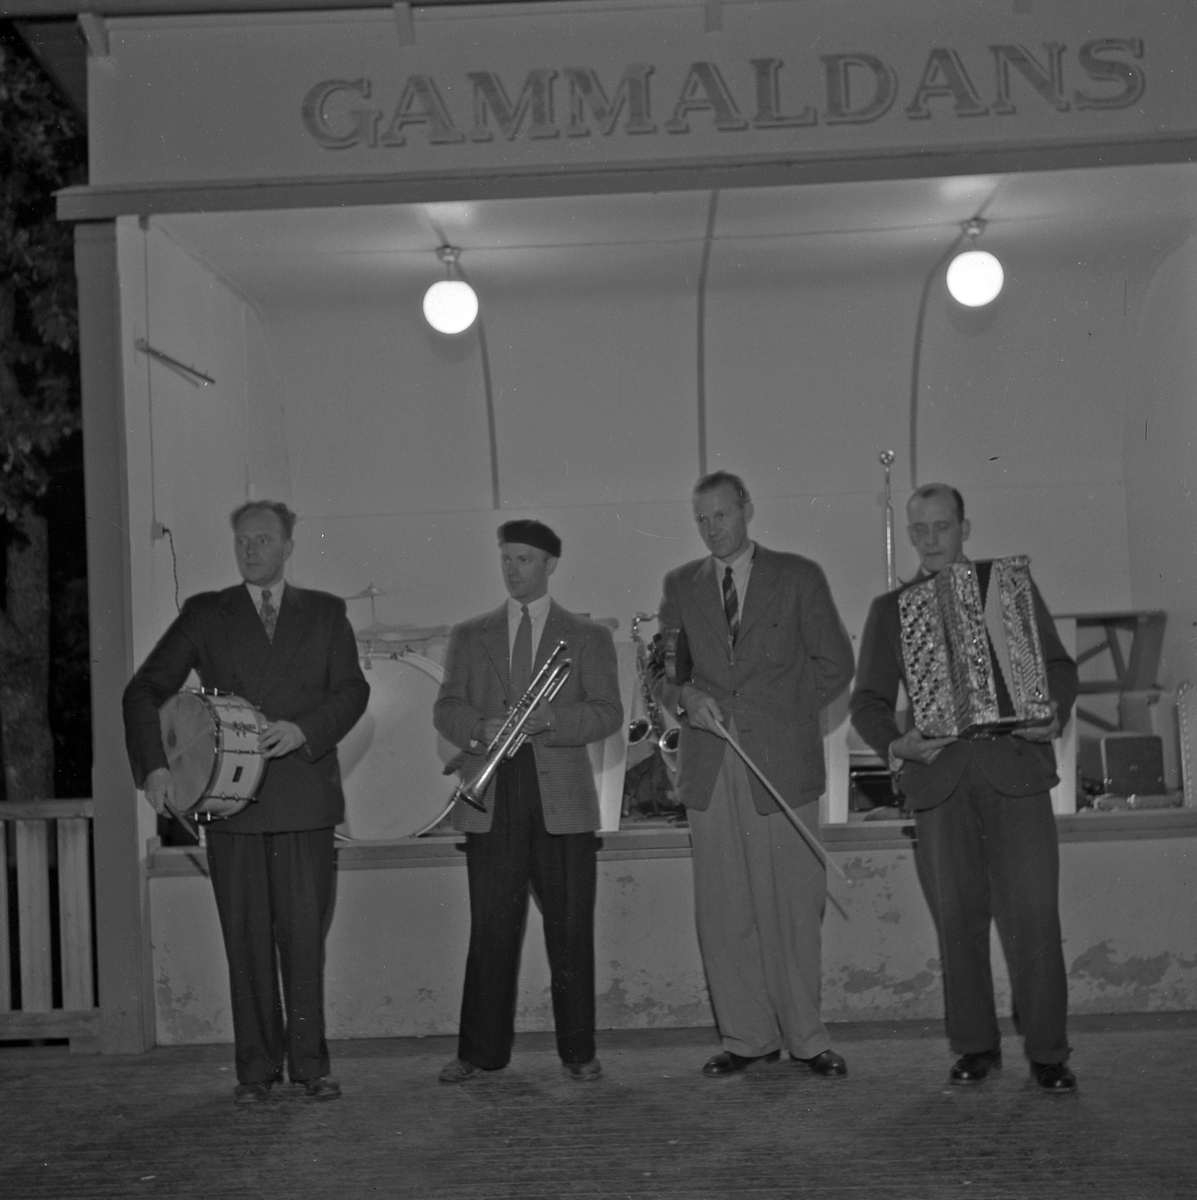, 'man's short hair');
909,483,965,523
694,471,751,506
230,500,297,539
